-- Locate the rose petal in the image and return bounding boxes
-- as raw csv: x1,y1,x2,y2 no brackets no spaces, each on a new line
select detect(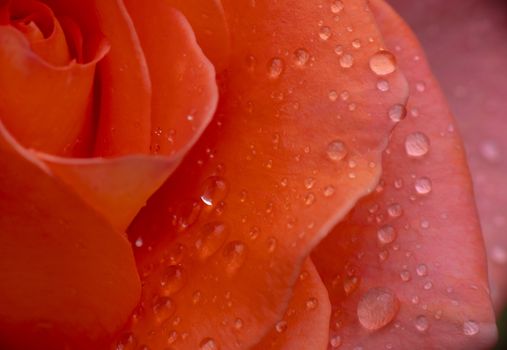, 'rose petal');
253,258,331,350
117,1,407,348
165,0,230,72
312,1,497,349
91,0,152,156
388,0,507,313
0,123,140,350
123,0,218,156
0,25,107,156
